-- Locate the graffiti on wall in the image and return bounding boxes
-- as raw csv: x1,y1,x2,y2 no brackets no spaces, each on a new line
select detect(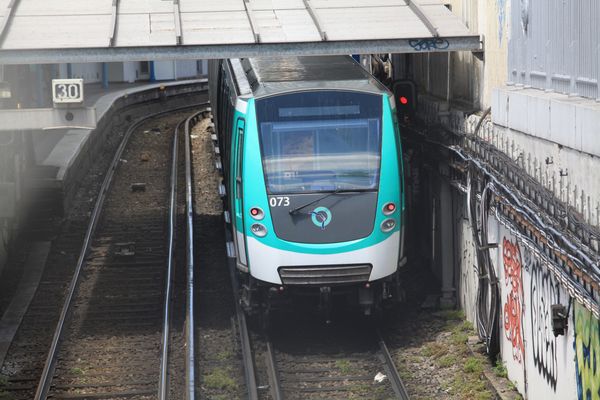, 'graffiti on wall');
496,0,507,44
408,38,450,52
529,259,559,390
502,237,525,363
574,302,600,400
